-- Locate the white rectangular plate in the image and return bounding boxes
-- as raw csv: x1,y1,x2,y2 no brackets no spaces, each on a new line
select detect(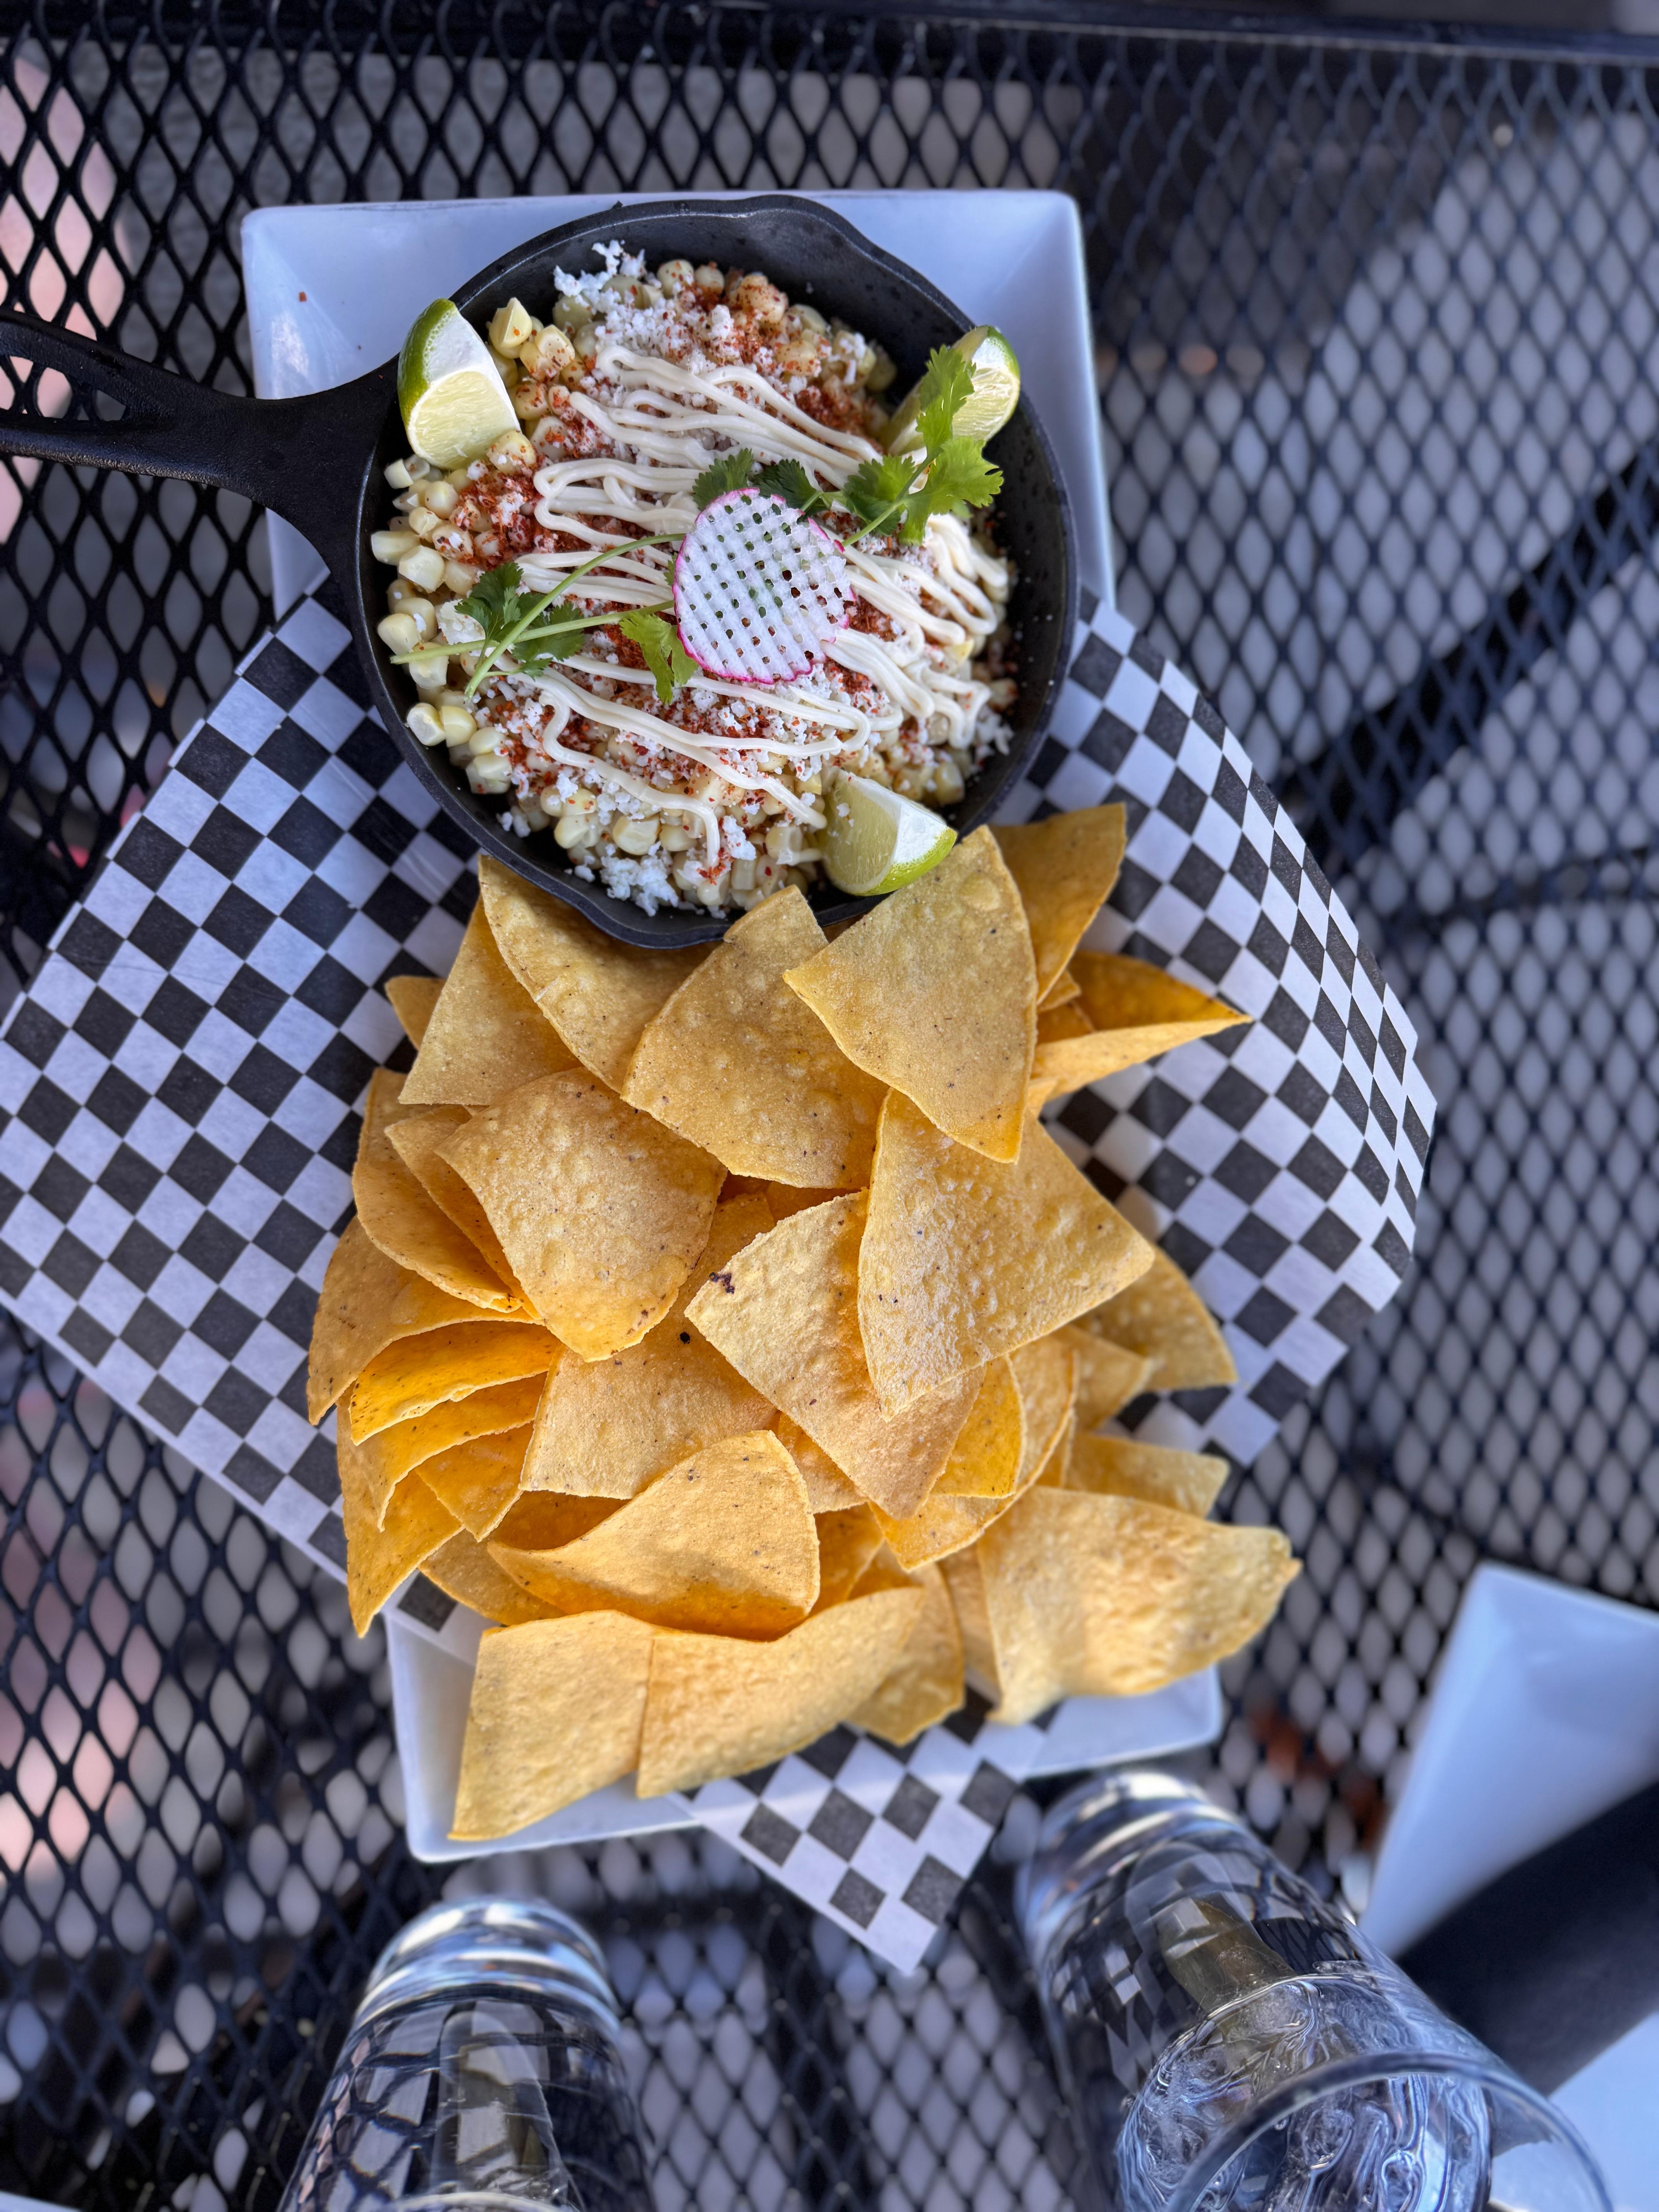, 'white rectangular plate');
241,189,1113,610
243,191,1207,1875
390,1611,1222,1862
